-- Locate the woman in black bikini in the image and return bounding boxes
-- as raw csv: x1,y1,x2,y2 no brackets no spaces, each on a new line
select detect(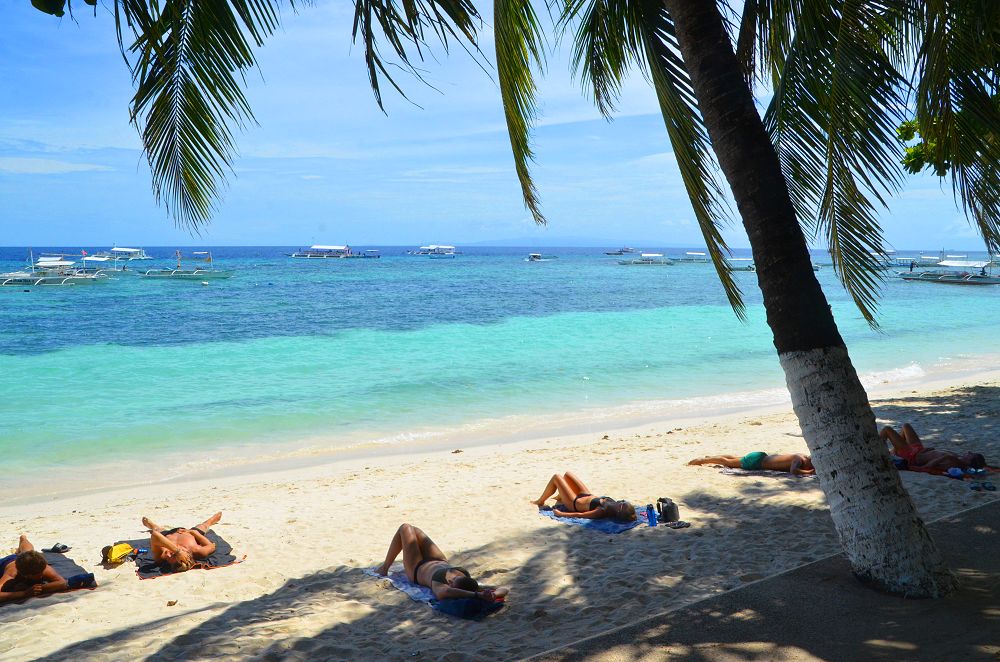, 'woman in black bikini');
375,524,508,602
531,471,637,522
